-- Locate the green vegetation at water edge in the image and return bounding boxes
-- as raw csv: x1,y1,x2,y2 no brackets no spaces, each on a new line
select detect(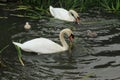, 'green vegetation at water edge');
3,0,120,19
